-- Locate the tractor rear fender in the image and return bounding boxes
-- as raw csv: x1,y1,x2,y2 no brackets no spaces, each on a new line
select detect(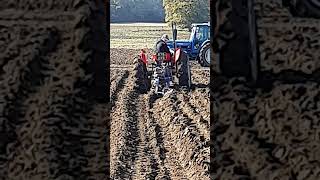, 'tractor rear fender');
174,48,181,63
139,49,148,64
201,40,210,48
